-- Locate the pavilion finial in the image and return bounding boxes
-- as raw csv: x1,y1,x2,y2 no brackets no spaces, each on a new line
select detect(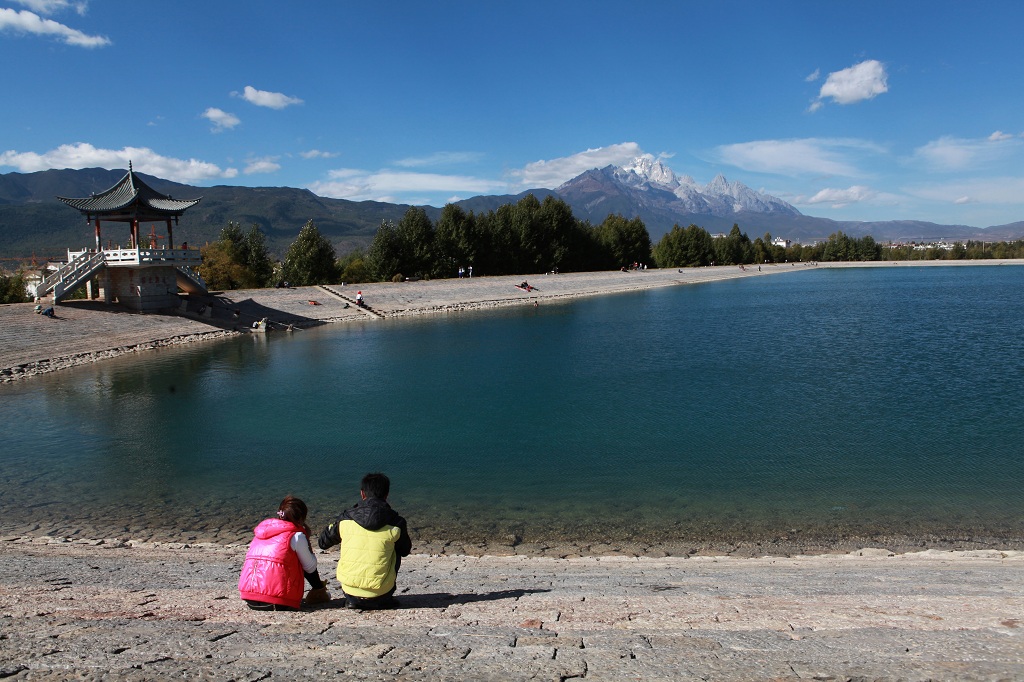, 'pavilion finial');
129,160,133,172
